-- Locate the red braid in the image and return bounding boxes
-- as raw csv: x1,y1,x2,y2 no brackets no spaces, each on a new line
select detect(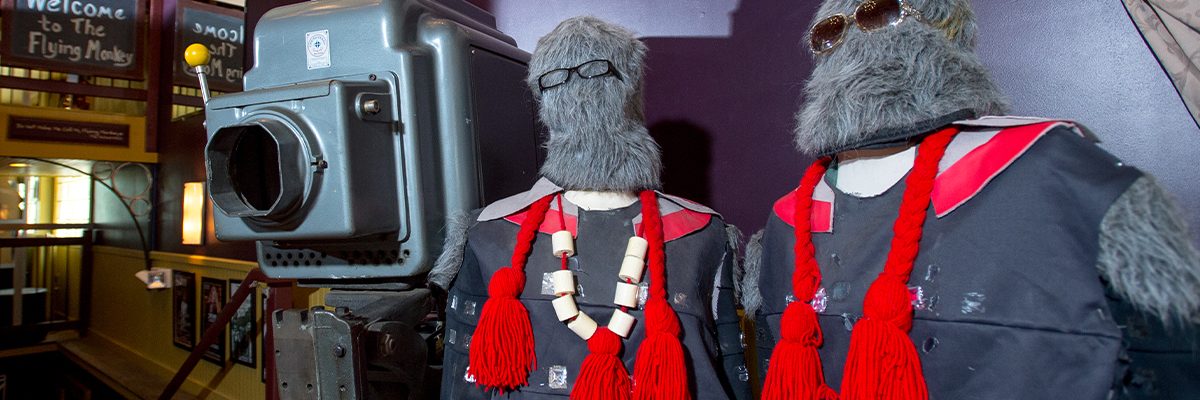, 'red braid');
762,157,839,400
469,194,555,391
632,190,689,400
475,189,693,399
840,127,959,400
